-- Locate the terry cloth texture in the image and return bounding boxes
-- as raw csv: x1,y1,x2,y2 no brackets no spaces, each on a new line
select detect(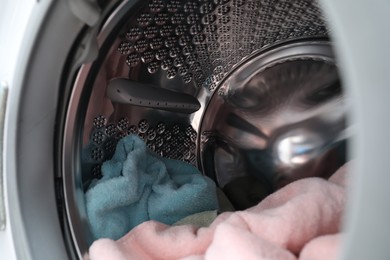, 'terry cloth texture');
85,134,219,240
